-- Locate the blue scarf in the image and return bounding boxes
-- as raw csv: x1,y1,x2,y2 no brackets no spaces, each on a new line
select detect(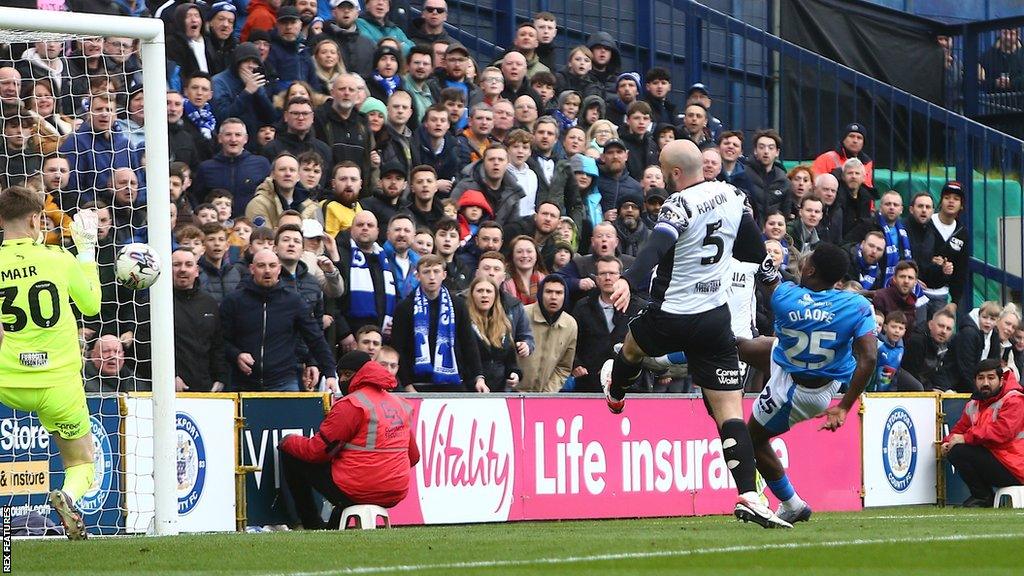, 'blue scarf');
184,98,217,140
551,109,577,132
348,238,396,324
372,73,401,98
878,214,912,285
855,245,880,290
413,285,460,385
